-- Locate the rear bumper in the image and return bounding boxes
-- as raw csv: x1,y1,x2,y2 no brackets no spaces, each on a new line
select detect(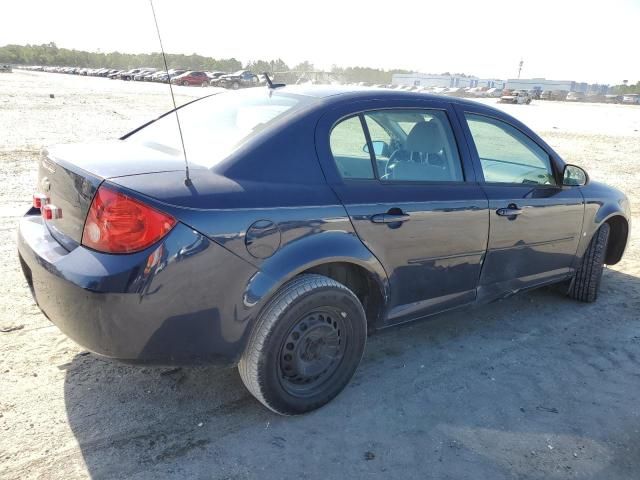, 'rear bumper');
18,212,260,364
